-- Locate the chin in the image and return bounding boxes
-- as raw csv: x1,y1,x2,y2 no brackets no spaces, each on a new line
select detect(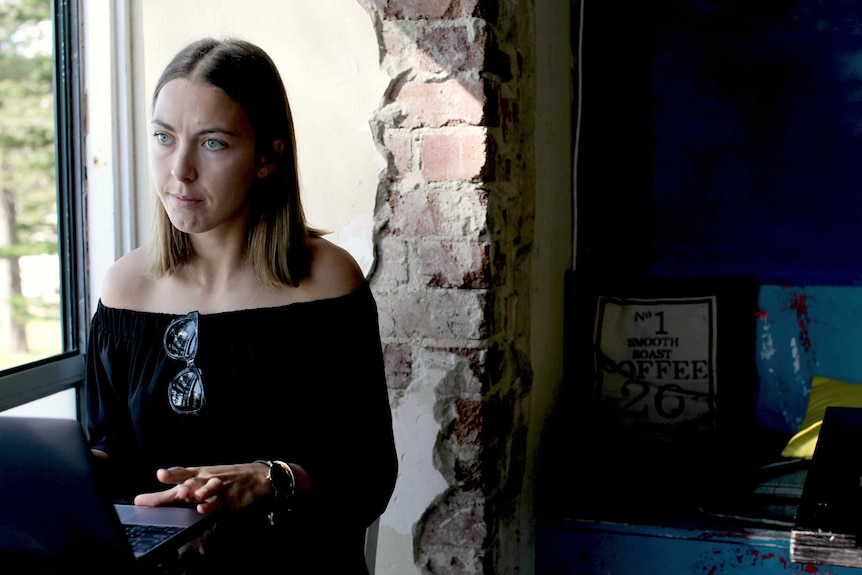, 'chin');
167,218,203,235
